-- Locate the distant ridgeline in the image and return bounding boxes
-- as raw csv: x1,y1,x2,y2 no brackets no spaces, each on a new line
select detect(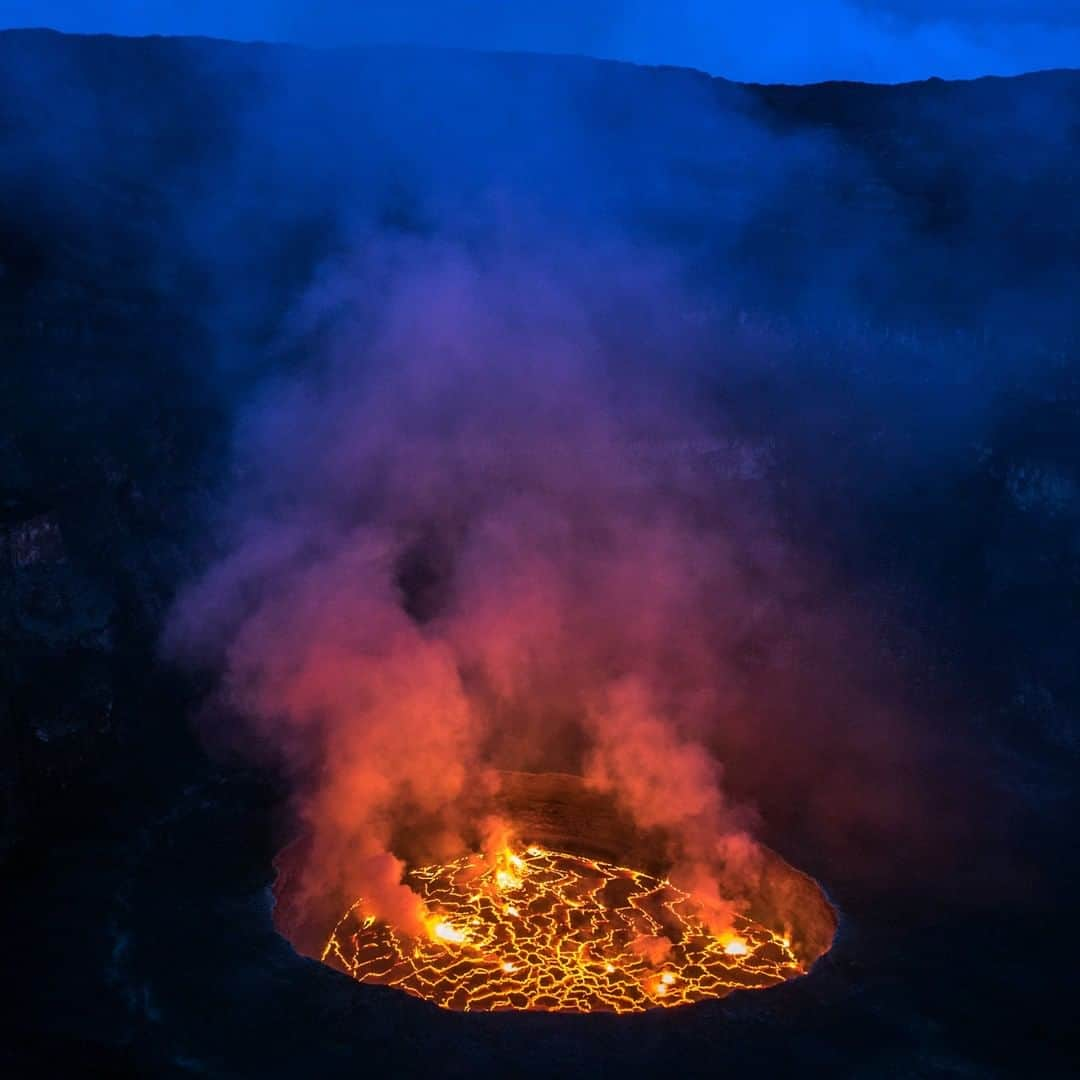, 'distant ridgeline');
0,29,1077,348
